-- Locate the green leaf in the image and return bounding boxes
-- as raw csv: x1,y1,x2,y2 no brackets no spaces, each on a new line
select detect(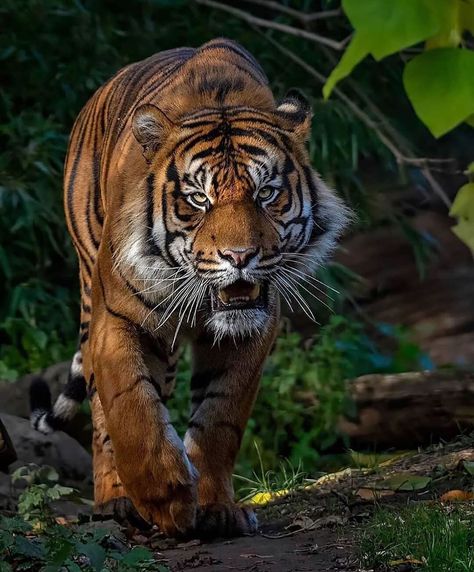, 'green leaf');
460,0,474,35
13,536,45,559
37,466,59,484
425,0,464,49
343,0,442,60
76,542,106,572
463,461,474,475
377,473,432,491
122,546,154,565
325,0,447,96
323,33,368,99
450,183,474,219
466,114,474,128
452,219,474,251
403,48,474,137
